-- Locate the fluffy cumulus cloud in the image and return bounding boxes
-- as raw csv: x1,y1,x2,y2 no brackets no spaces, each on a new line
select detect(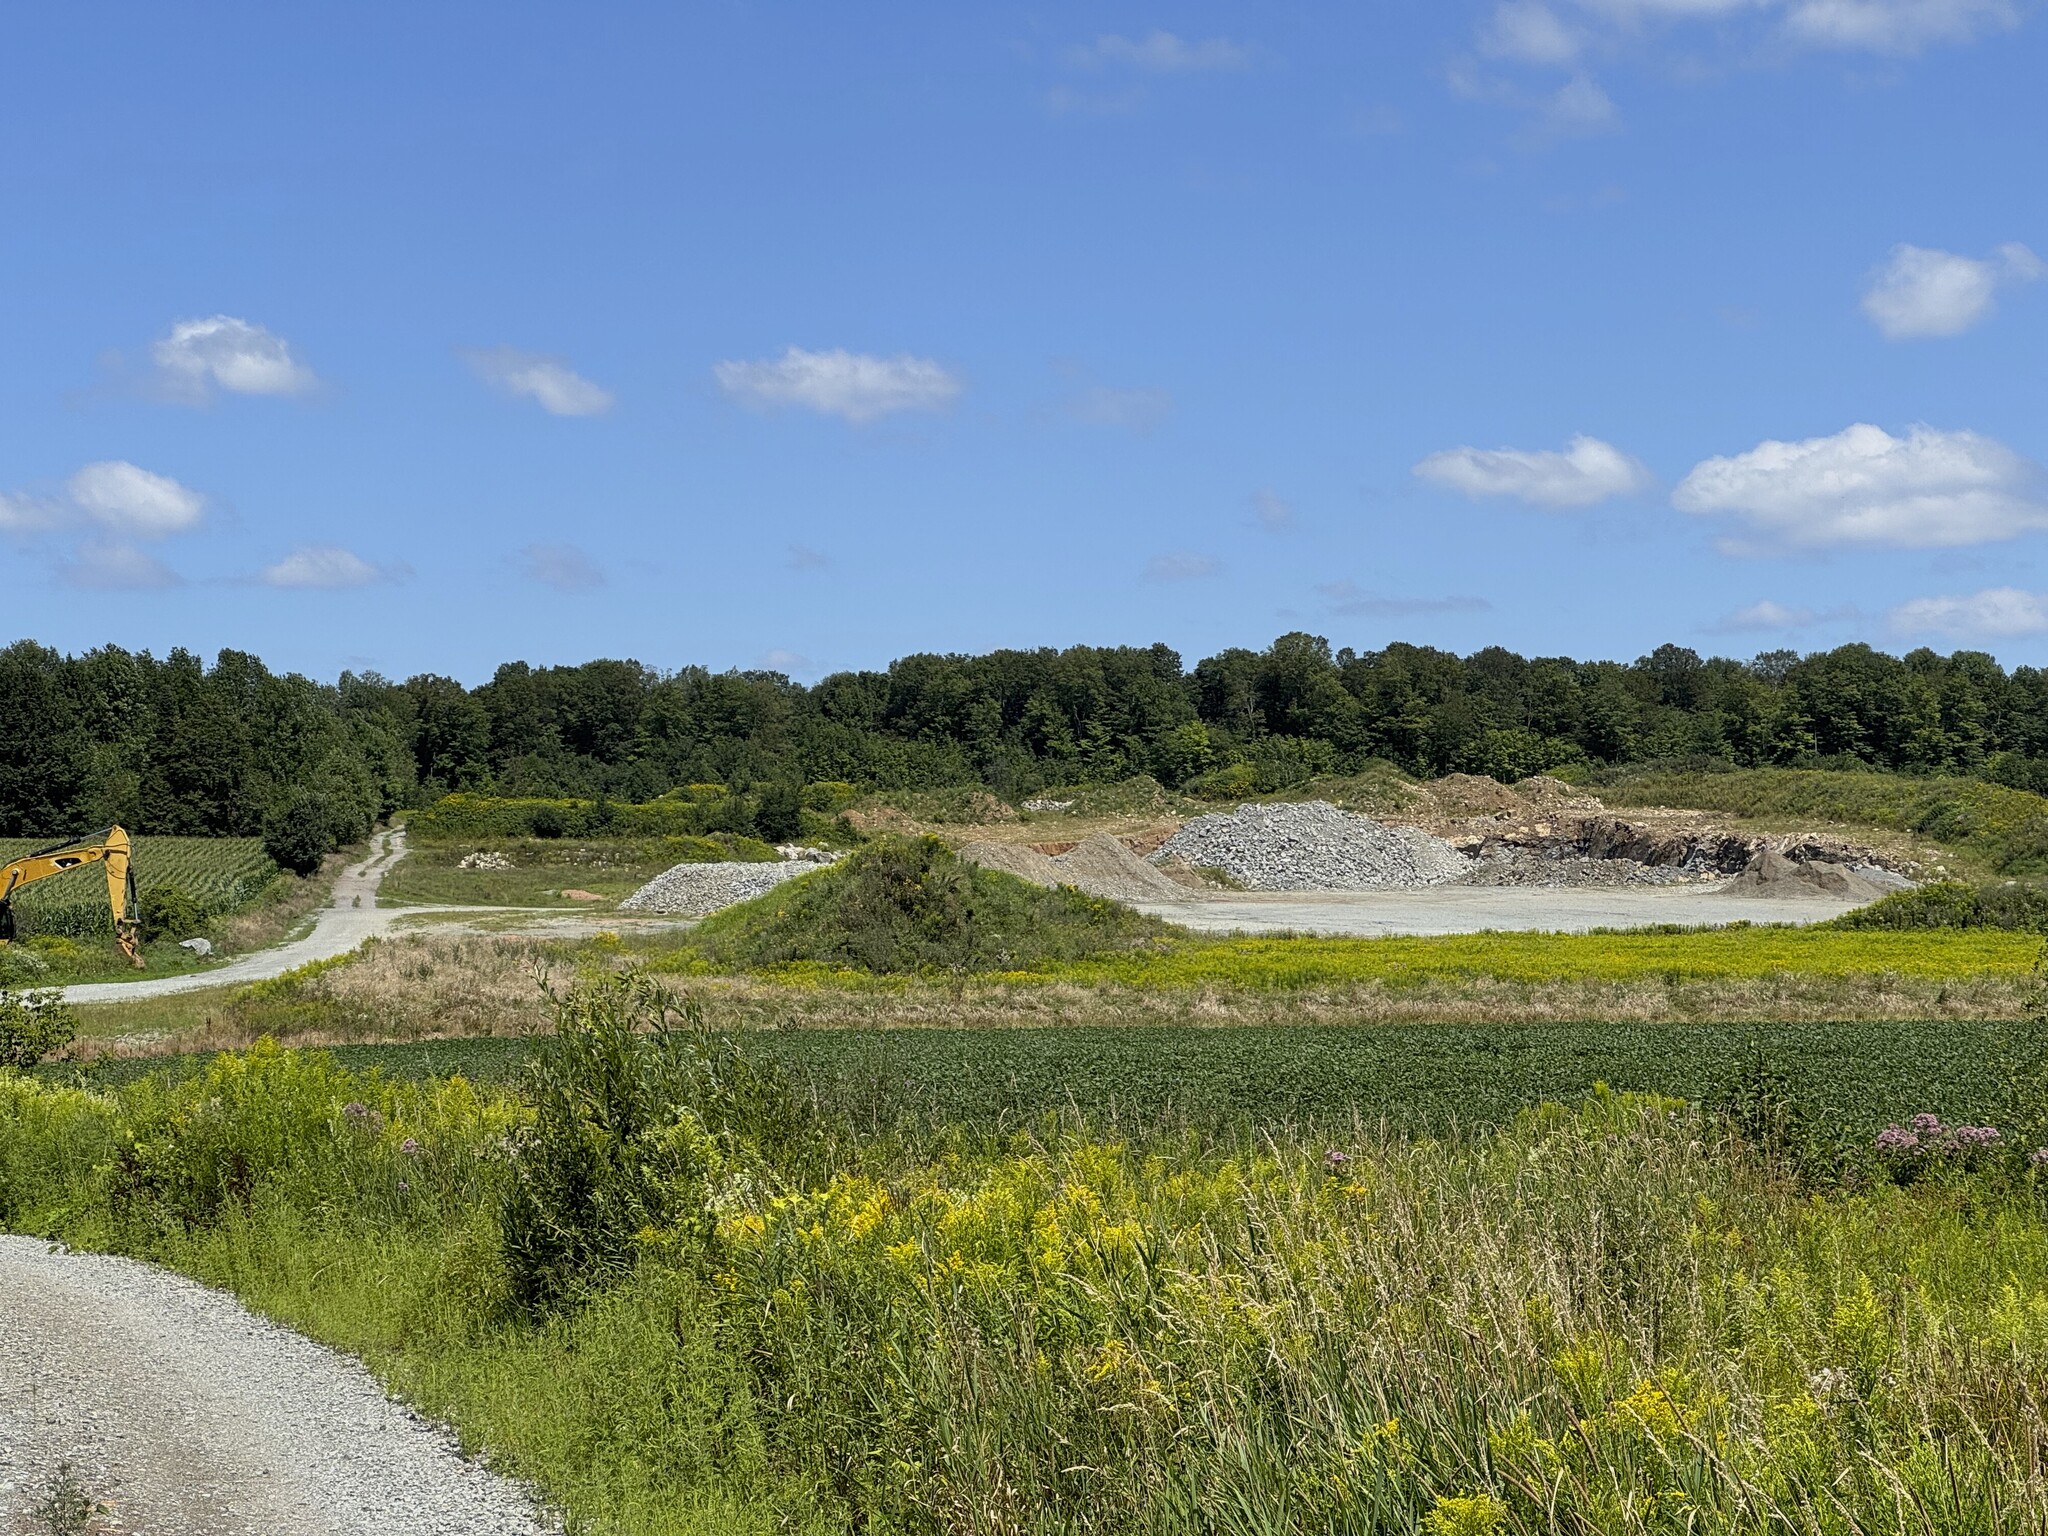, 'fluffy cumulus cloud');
1889,587,2048,639
1784,0,2017,52
1862,242,2043,339
151,316,317,401
1714,599,1822,631
518,543,605,591
1673,423,2048,549
1143,551,1220,582
715,348,962,424
462,347,615,416
1413,434,1651,507
58,541,183,591
260,545,402,590
1481,2,1584,62
66,461,205,538
1070,30,1250,71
